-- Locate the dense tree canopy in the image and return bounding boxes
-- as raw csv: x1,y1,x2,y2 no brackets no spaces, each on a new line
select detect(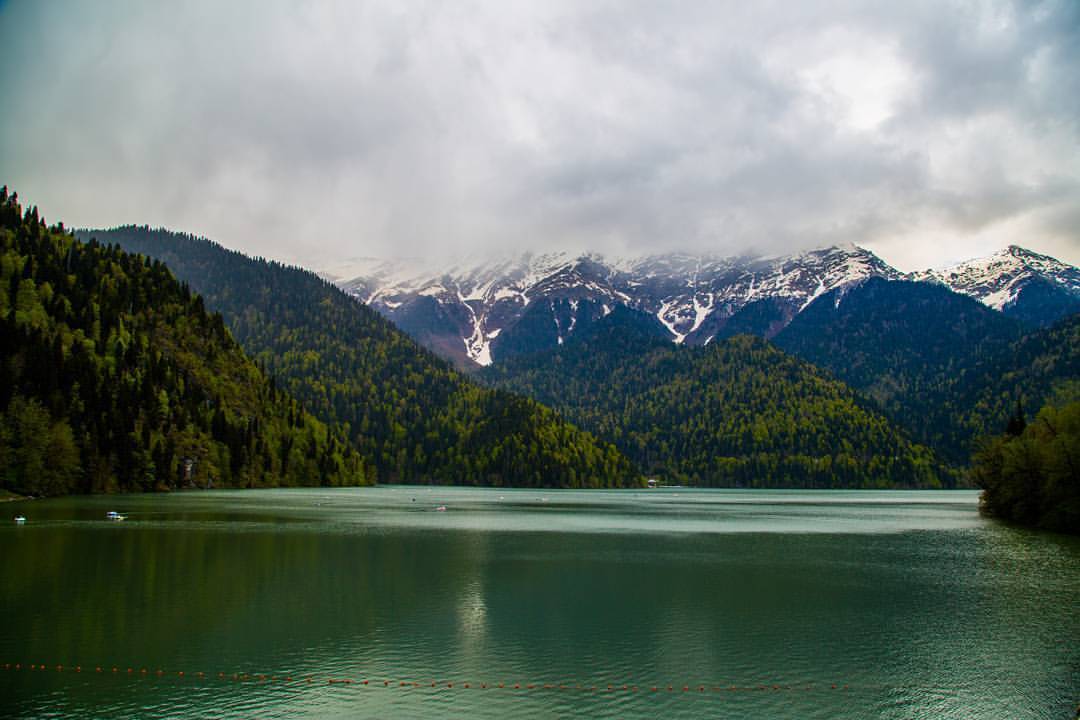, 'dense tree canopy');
773,279,1080,465
0,188,369,495
971,399,1080,533
483,308,949,488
